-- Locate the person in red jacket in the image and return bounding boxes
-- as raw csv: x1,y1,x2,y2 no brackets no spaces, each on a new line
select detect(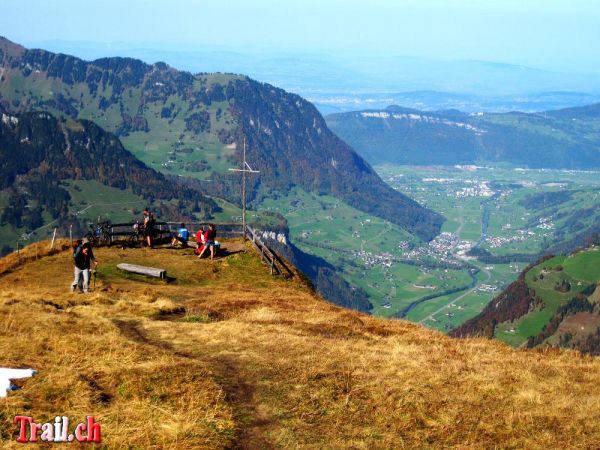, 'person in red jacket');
194,226,206,256
197,224,217,260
